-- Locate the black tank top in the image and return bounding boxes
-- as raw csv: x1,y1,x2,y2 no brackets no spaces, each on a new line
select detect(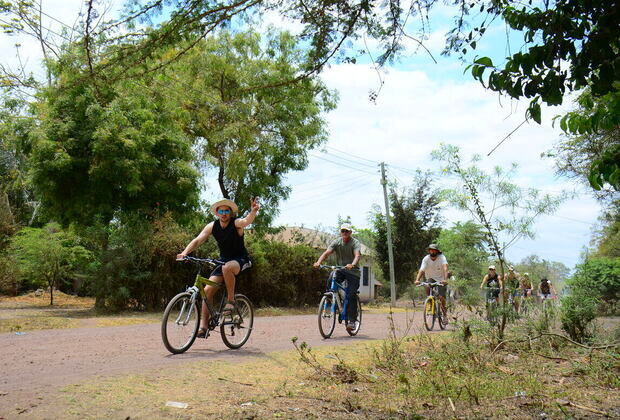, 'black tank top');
540,280,550,294
486,273,499,287
212,217,248,259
